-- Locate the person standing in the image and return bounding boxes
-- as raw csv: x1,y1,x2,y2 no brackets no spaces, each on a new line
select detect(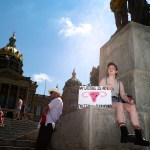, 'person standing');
16,96,23,120
20,101,26,120
37,88,63,150
110,0,128,30
99,62,149,146
0,107,4,127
